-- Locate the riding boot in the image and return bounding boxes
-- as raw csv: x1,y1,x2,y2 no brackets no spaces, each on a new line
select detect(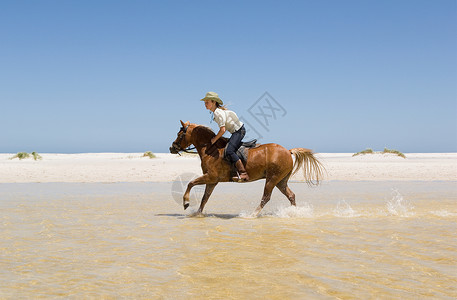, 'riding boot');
232,159,249,182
